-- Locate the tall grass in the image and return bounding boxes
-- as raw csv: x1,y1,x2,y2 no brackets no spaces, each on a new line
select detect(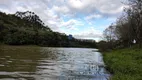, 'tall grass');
103,47,142,80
